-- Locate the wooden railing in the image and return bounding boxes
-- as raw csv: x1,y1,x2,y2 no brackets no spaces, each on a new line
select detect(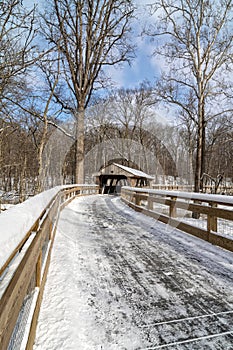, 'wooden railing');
152,184,233,195
121,186,233,252
0,184,98,350
152,184,194,191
